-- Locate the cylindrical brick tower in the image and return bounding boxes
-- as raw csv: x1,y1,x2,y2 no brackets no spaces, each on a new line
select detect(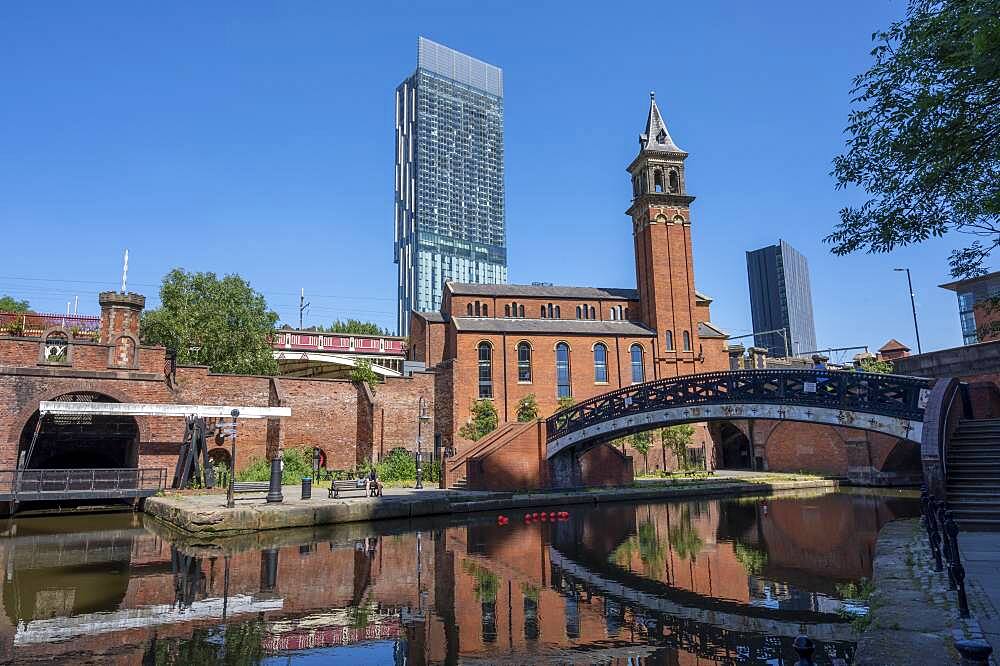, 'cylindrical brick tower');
99,291,145,345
